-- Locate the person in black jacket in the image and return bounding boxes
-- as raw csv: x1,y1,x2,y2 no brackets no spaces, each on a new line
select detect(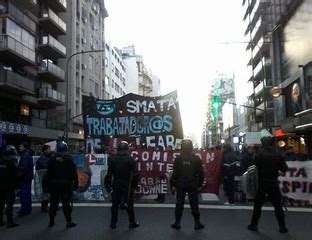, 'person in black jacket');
248,136,289,233
0,145,19,228
170,139,204,230
35,145,52,212
17,142,34,216
46,141,78,228
104,141,139,229
222,144,239,205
